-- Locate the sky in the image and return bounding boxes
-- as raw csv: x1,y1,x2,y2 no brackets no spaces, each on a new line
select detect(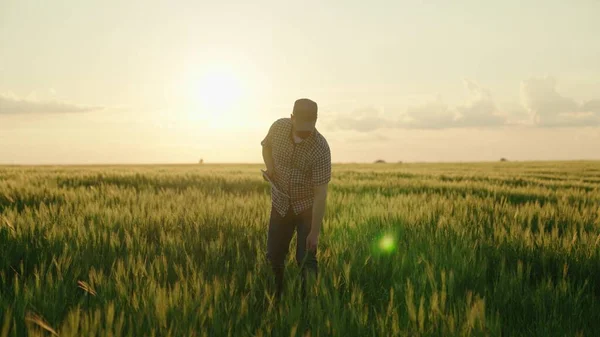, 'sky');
1,0,599,164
